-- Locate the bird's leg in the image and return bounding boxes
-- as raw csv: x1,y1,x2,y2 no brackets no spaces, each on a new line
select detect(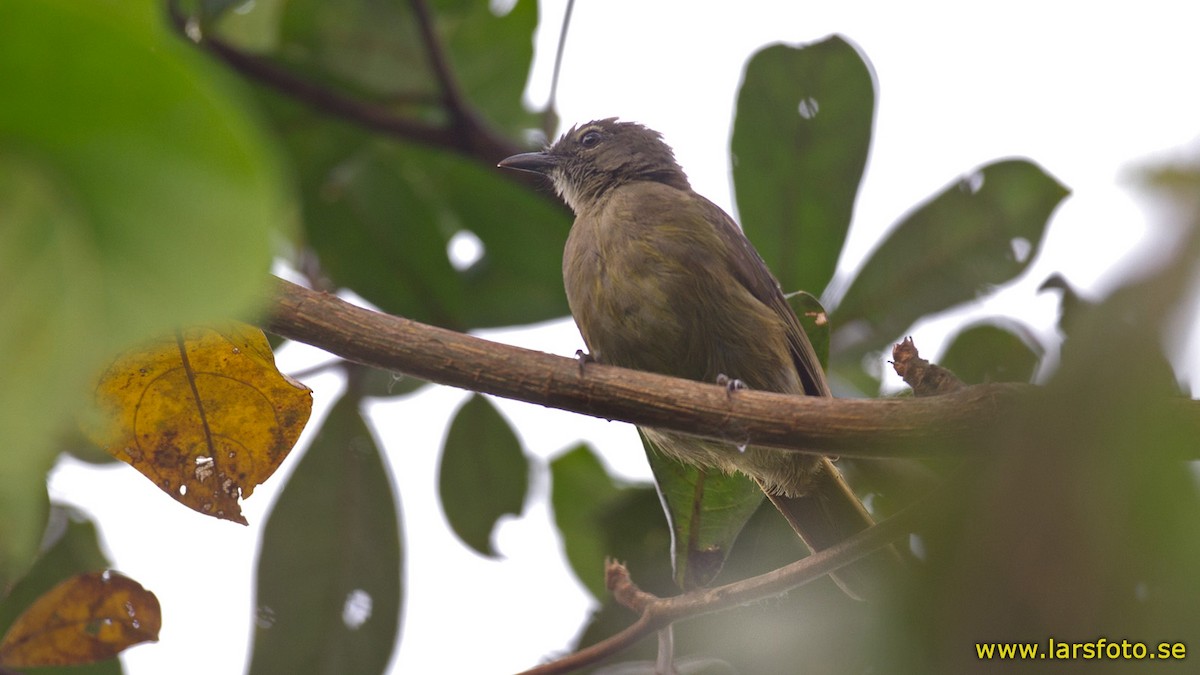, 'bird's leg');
575,348,595,376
